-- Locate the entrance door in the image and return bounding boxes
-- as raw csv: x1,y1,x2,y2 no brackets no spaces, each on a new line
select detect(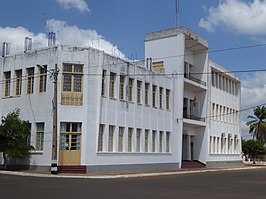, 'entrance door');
59,123,82,165
190,141,194,161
